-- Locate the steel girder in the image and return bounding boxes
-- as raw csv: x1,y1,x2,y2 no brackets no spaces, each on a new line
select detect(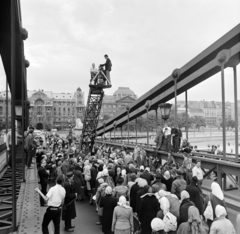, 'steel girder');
81,88,104,151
